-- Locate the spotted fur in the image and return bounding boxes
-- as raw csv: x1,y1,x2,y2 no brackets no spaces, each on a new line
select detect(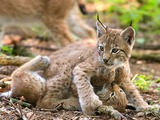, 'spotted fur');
1,18,152,119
